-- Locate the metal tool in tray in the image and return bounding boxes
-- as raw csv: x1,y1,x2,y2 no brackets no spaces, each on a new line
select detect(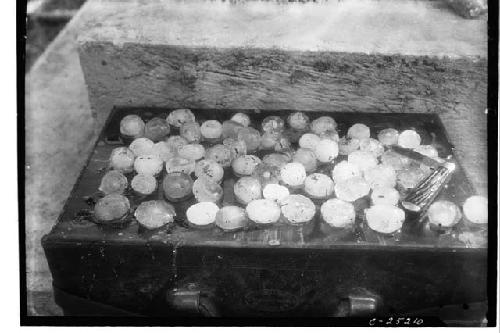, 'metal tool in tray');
392,145,457,216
